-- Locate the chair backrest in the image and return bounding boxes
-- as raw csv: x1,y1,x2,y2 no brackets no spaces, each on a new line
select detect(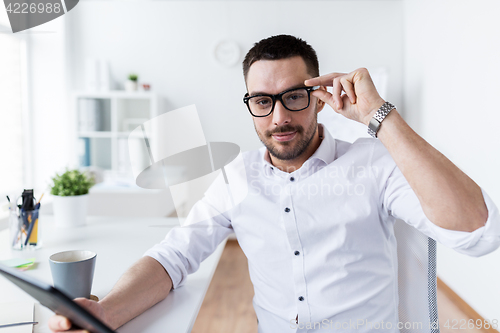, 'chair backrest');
394,219,440,333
